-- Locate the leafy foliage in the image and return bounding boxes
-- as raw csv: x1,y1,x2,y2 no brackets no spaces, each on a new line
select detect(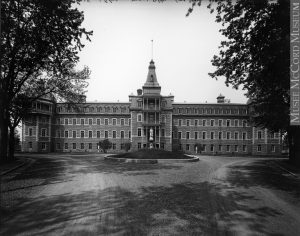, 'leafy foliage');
124,142,131,152
0,0,93,160
98,139,112,153
188,0,289,133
